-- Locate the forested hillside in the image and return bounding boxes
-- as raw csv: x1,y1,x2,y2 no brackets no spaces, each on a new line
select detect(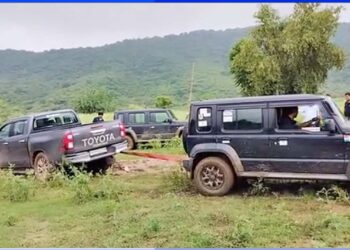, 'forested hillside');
0,23,349,112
